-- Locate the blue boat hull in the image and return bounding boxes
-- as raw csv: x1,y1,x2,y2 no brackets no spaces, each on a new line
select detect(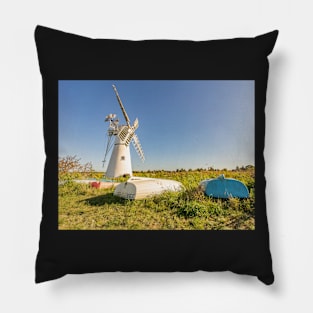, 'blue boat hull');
203,175,249,199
